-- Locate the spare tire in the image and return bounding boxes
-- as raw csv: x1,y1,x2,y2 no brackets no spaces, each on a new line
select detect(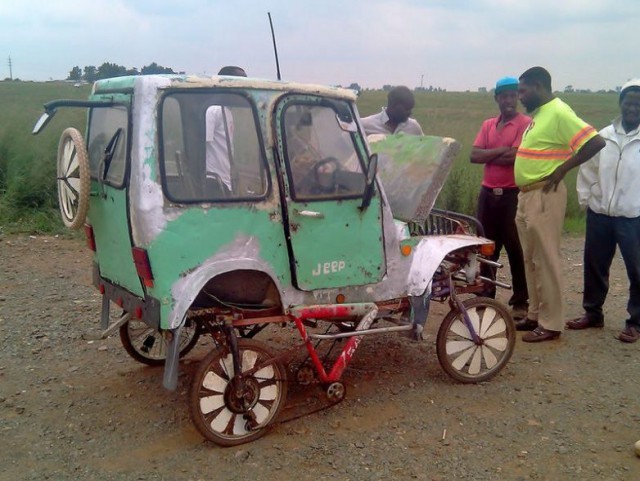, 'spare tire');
56,127,90,229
